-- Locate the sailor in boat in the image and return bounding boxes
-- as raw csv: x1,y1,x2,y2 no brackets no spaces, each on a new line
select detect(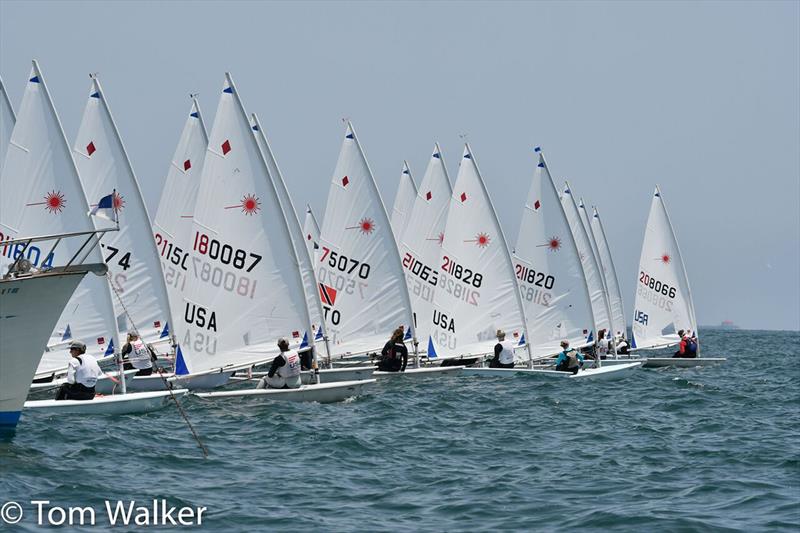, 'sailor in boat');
55,341,103,401
614,331,630,355
257,338,302,389
377,327,408,372
121,331,156,376
596,329,611,360
554,340,584,374
673,330,698,359
487,329,515,369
